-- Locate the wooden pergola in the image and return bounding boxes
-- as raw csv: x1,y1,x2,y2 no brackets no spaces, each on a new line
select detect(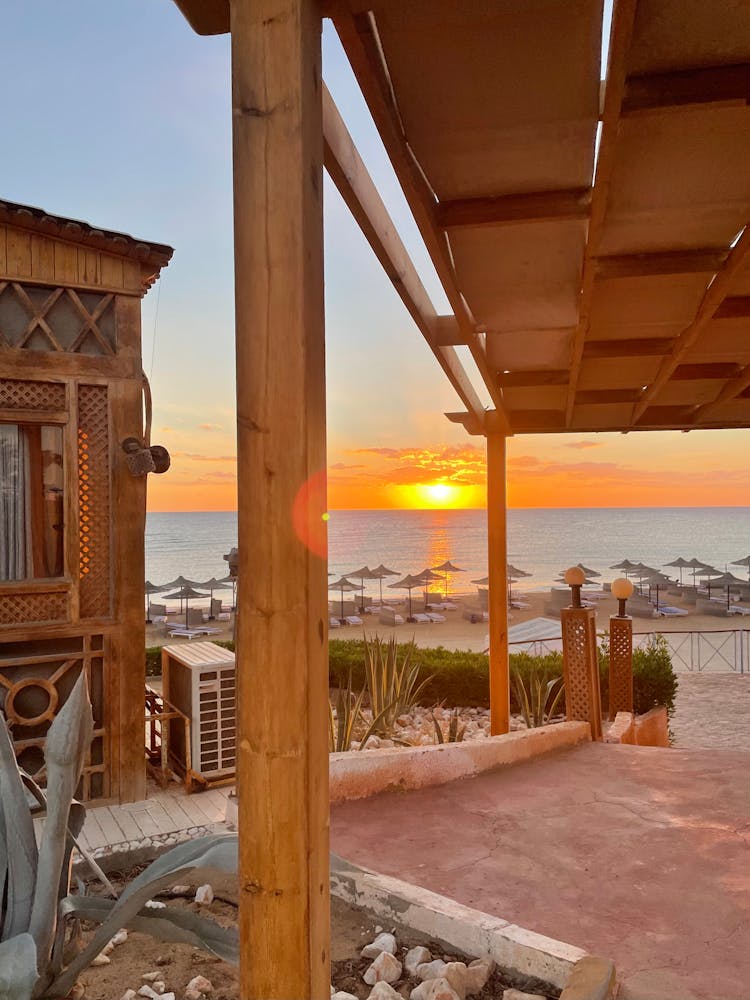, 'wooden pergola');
174,1,750,996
